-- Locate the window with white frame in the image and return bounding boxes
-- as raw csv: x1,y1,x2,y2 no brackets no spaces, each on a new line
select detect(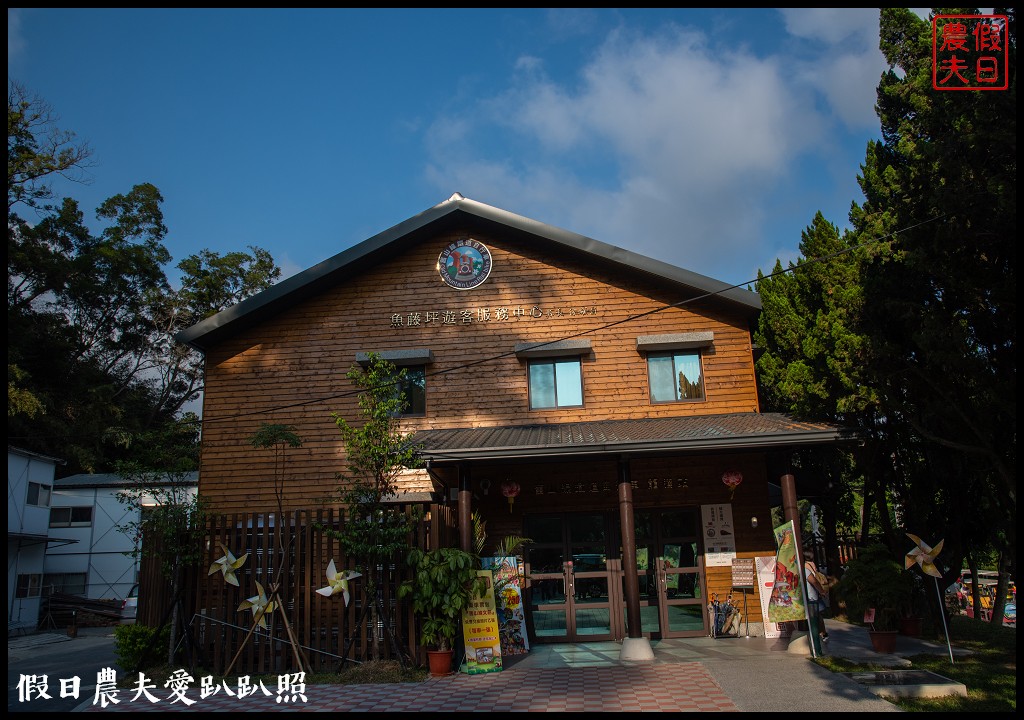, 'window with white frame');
16,574,42,598
26,481,51,507
49,506,94,528
42,572,88,596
